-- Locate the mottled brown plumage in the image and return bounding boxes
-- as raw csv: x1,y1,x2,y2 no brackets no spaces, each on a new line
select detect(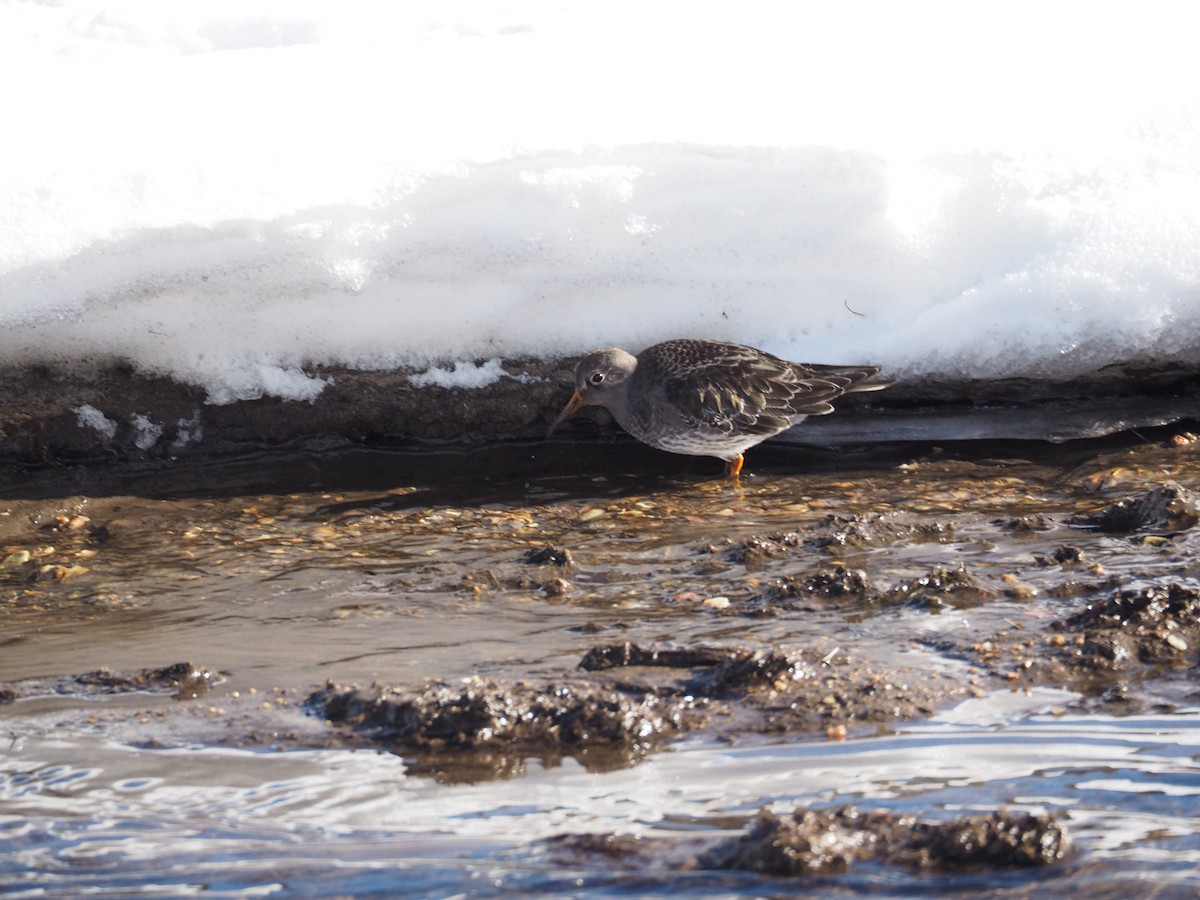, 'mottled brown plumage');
547,339,890,477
